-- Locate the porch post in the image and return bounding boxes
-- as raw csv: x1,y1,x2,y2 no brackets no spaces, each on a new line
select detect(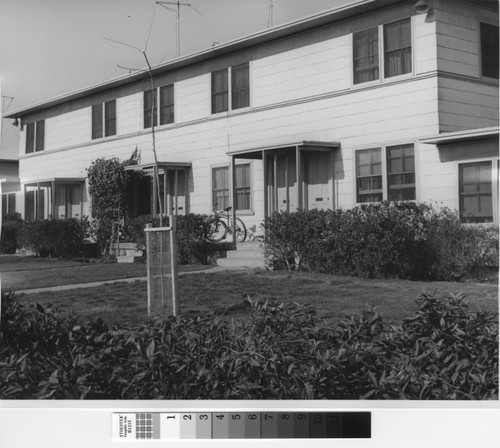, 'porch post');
152,167,158,217
262,150,268,218
273,154,278,212
296,145,302,210
230,154,237,249
51,181,56,219
174,169,179,215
